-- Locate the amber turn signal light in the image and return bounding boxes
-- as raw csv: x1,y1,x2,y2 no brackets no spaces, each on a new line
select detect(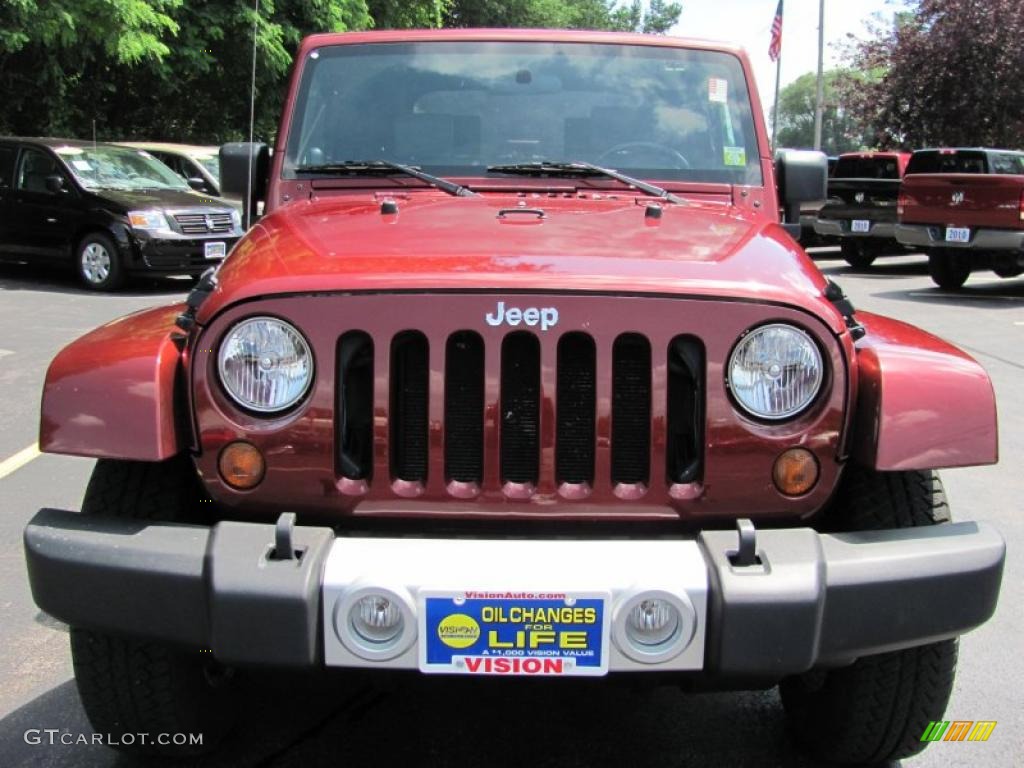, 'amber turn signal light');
218,441,265,490
773,448,819,497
